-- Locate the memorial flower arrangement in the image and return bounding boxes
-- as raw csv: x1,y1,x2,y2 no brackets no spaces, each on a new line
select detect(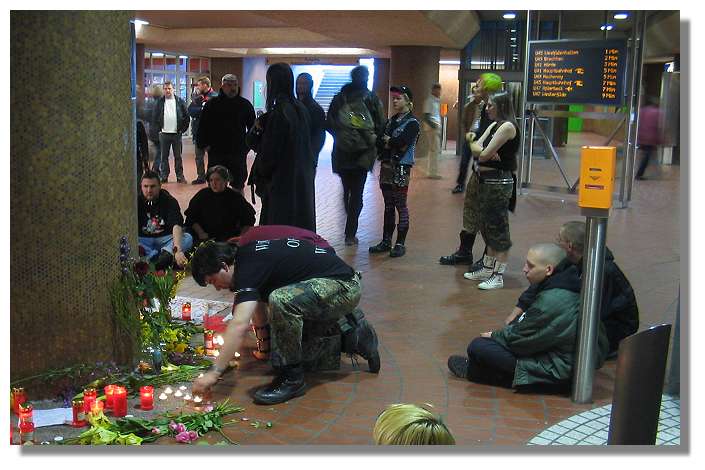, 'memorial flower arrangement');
60,399,244,445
